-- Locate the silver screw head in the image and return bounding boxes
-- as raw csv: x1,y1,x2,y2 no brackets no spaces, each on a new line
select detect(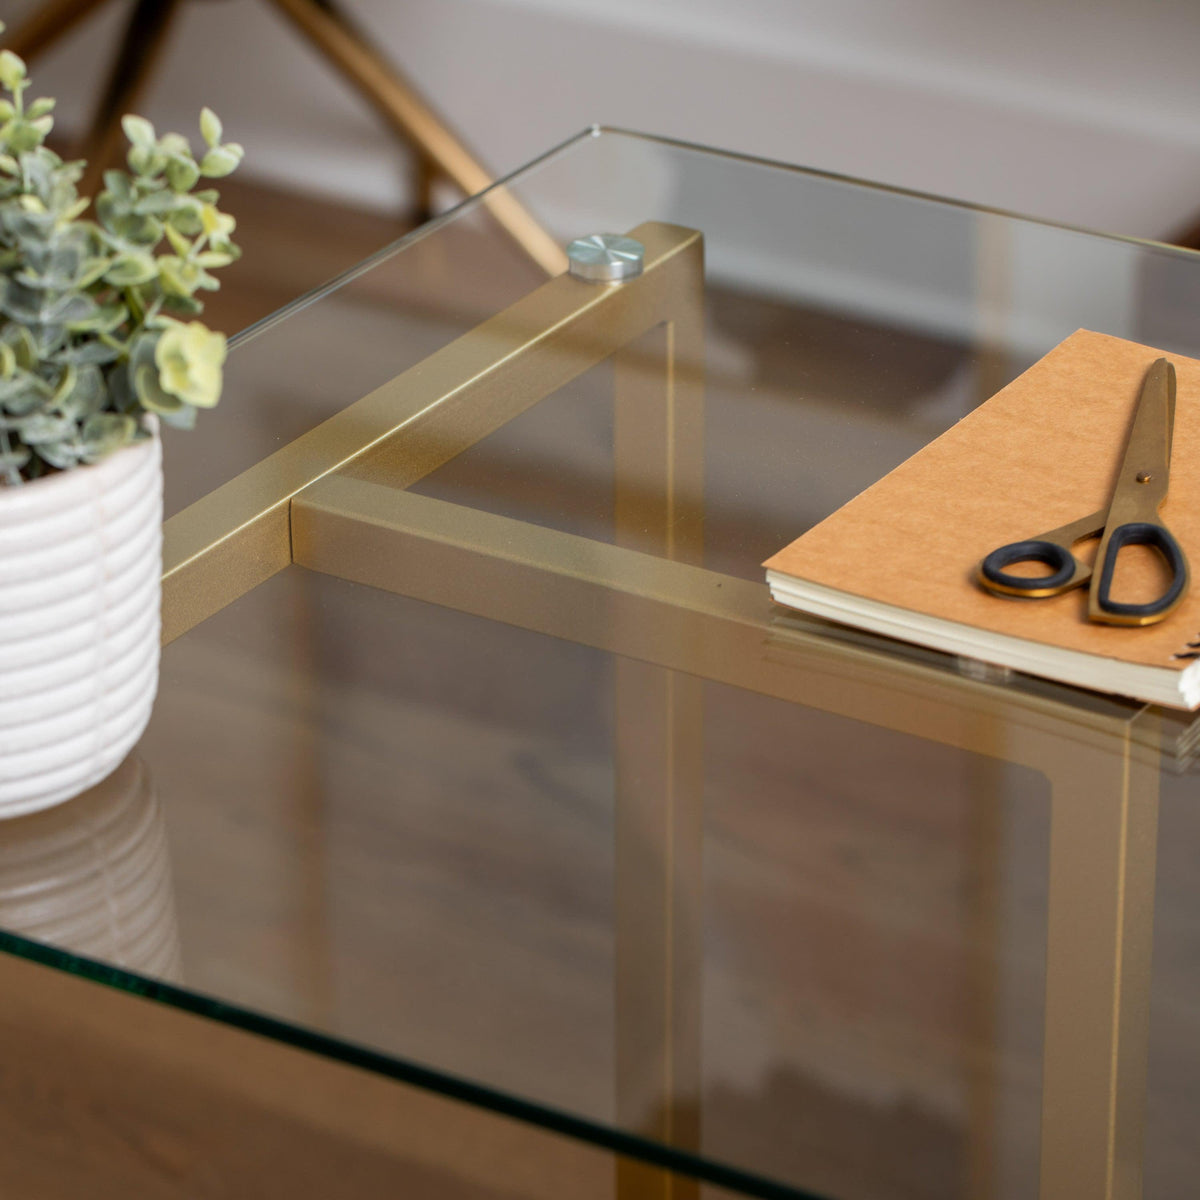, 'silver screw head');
566,234,645,283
